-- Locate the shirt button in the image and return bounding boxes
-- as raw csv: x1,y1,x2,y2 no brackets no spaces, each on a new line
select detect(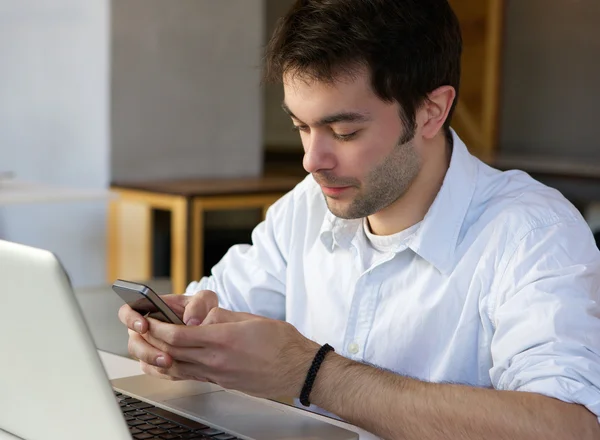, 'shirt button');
348,342,360,355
